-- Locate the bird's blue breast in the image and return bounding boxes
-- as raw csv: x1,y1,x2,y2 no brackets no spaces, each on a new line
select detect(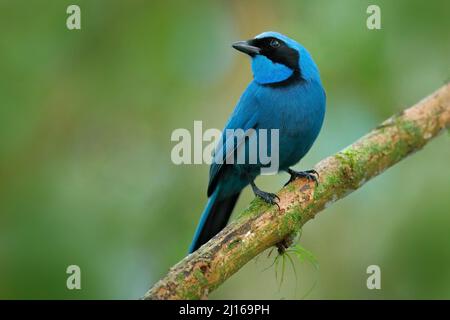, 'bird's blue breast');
250,79,326,169
214,78,325,199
